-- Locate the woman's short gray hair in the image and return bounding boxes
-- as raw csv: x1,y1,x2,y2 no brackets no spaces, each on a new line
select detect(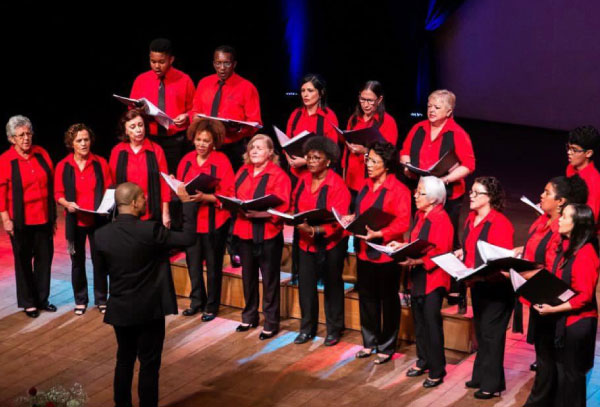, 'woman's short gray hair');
6,115,33,141
419,176,446,206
